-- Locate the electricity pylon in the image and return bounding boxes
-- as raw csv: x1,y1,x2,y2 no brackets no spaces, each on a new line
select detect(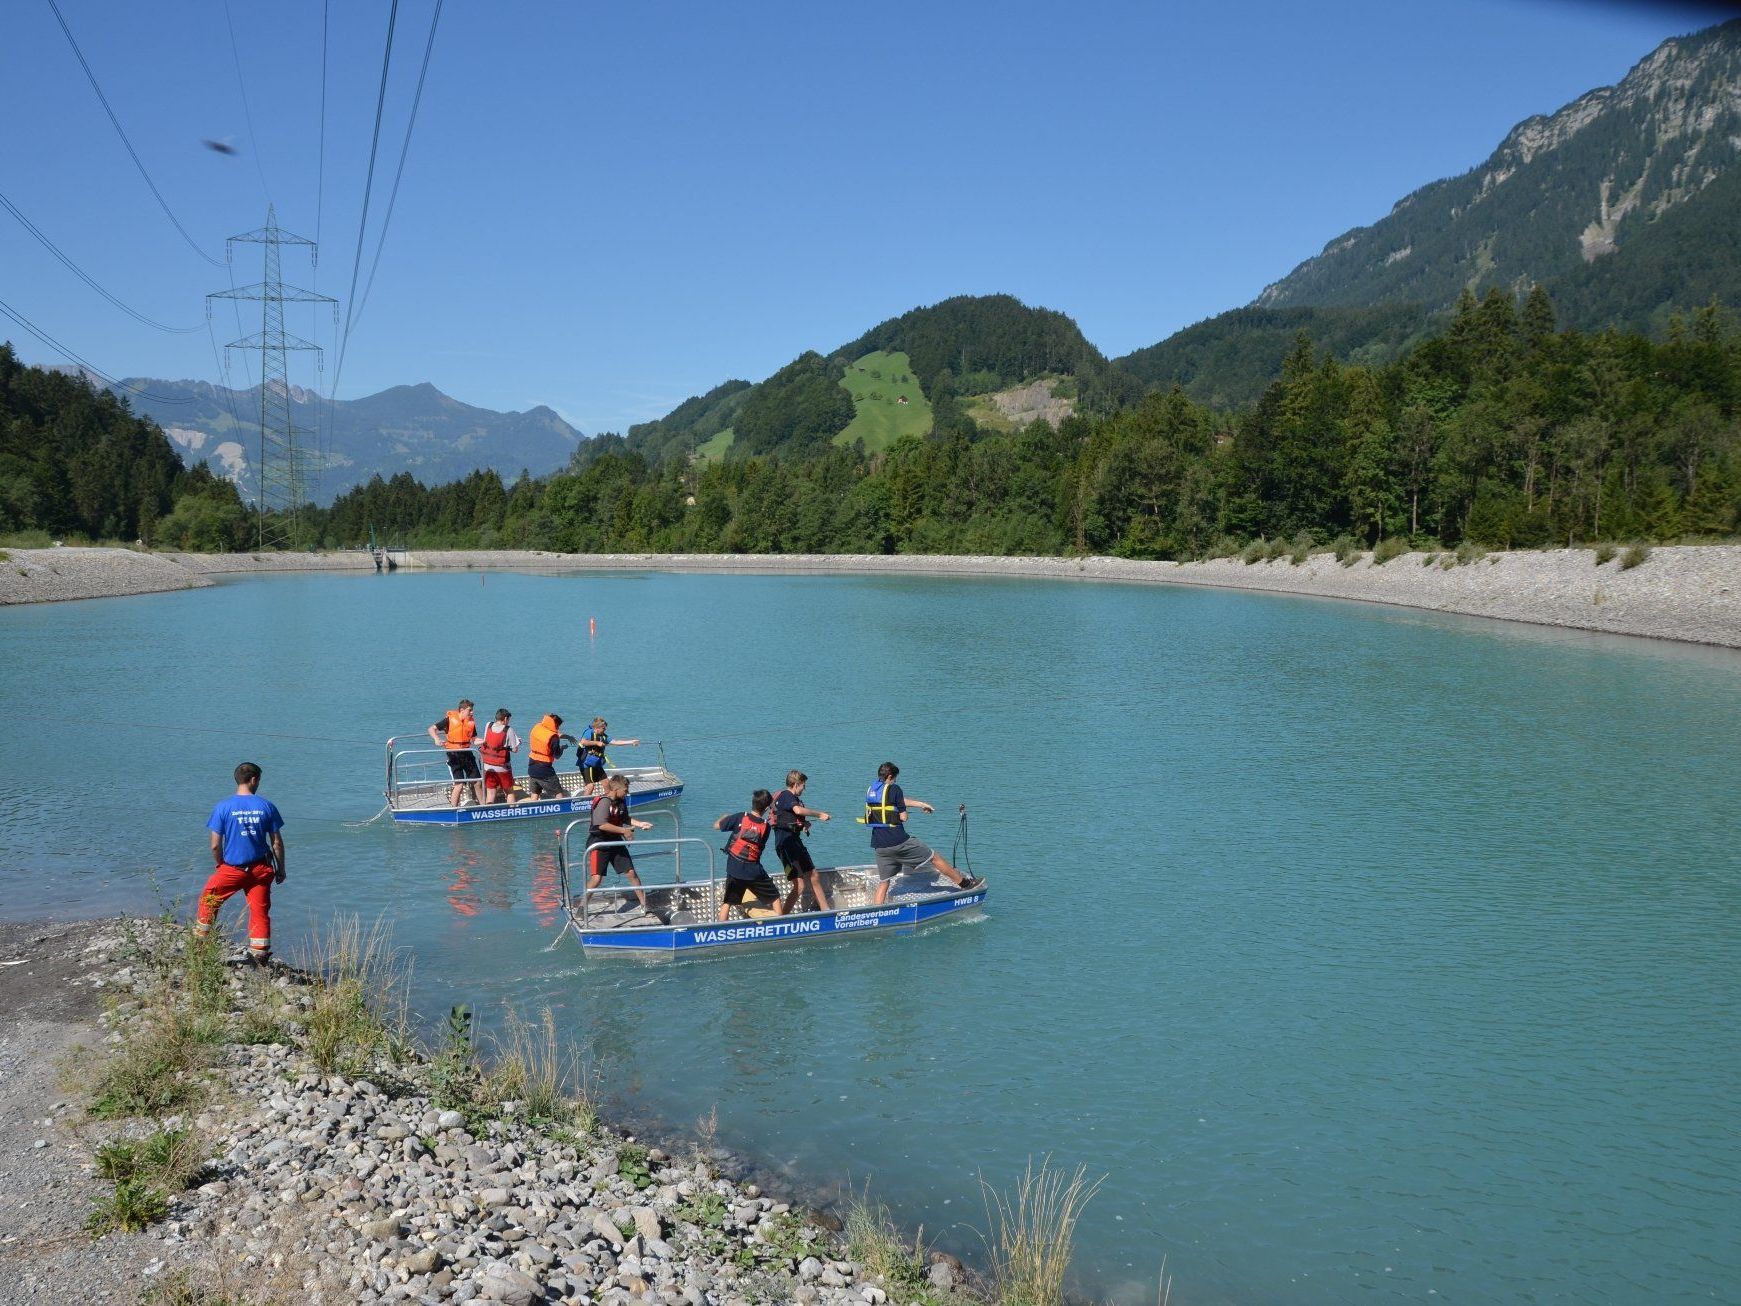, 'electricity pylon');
208,206,336,548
